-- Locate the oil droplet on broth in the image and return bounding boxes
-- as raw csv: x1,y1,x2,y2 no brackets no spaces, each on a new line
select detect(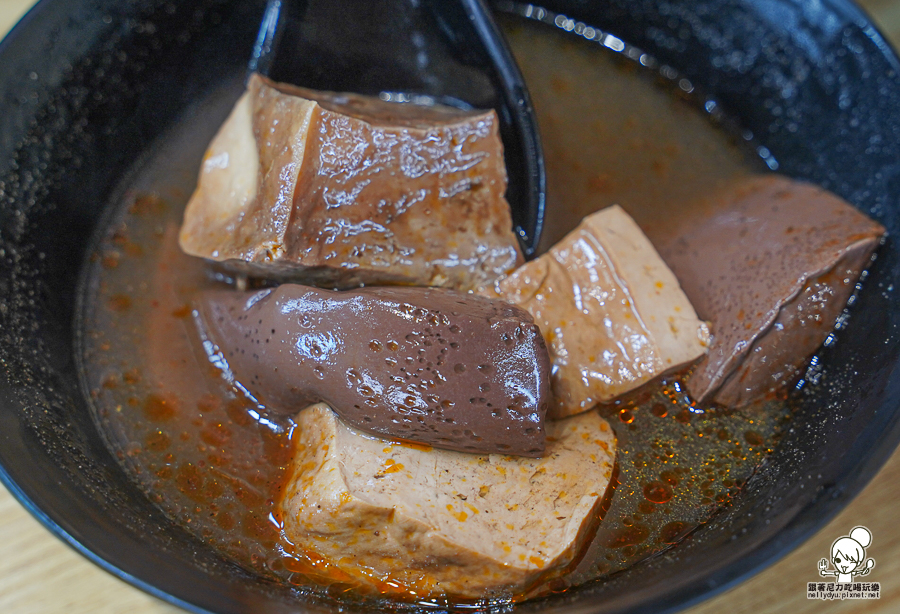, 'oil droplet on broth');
660,470,679,486
659,521,692,544
745,430,764,446
143,394,177,421
564,377,786,587
605,524,650,548
643,481,673,504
